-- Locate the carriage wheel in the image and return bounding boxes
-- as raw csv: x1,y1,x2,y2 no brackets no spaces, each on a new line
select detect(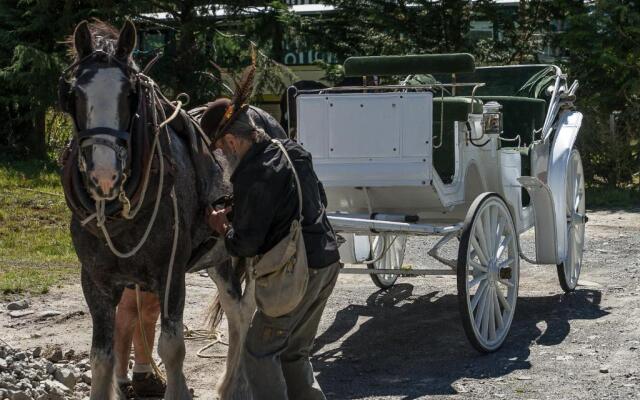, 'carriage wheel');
367,234,407,289
557,149,586,293
458,193,520,353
